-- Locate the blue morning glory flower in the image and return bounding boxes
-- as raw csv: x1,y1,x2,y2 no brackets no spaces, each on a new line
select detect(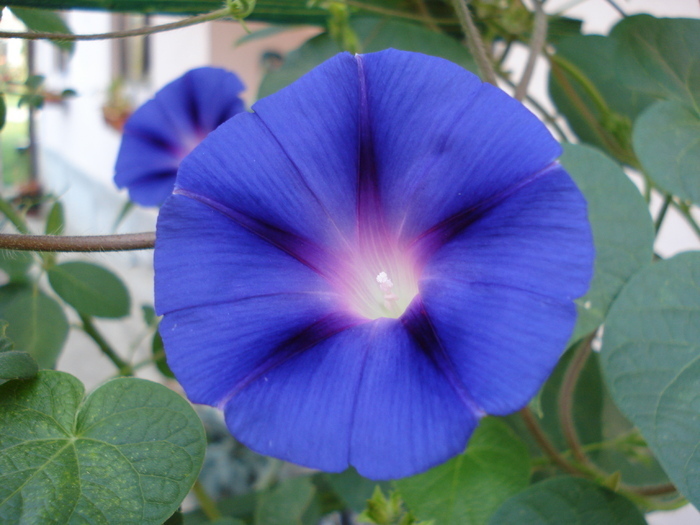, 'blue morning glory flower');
154,50,594,480
114,67,245,206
